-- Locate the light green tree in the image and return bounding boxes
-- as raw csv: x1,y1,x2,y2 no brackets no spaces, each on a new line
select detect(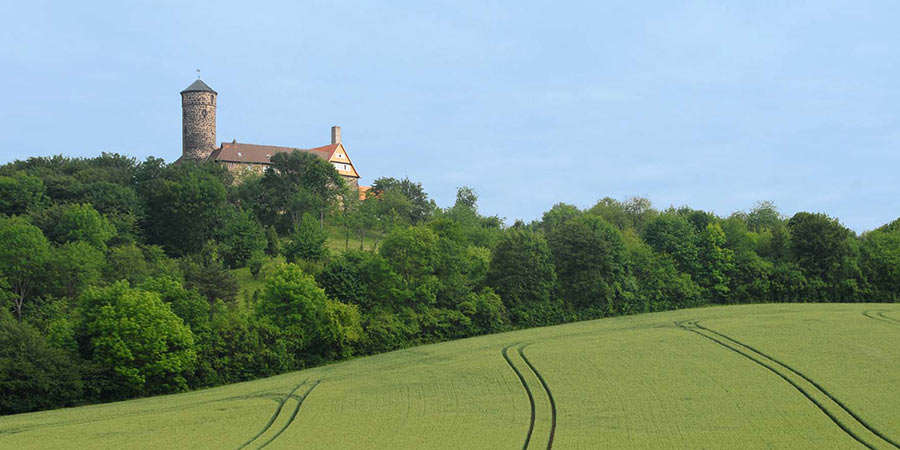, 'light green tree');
48,241,105,299
0,217,51,320
76,282,196,399
697,223,735,302
380,226,441,305
283,213,329,263
256,263,362,361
